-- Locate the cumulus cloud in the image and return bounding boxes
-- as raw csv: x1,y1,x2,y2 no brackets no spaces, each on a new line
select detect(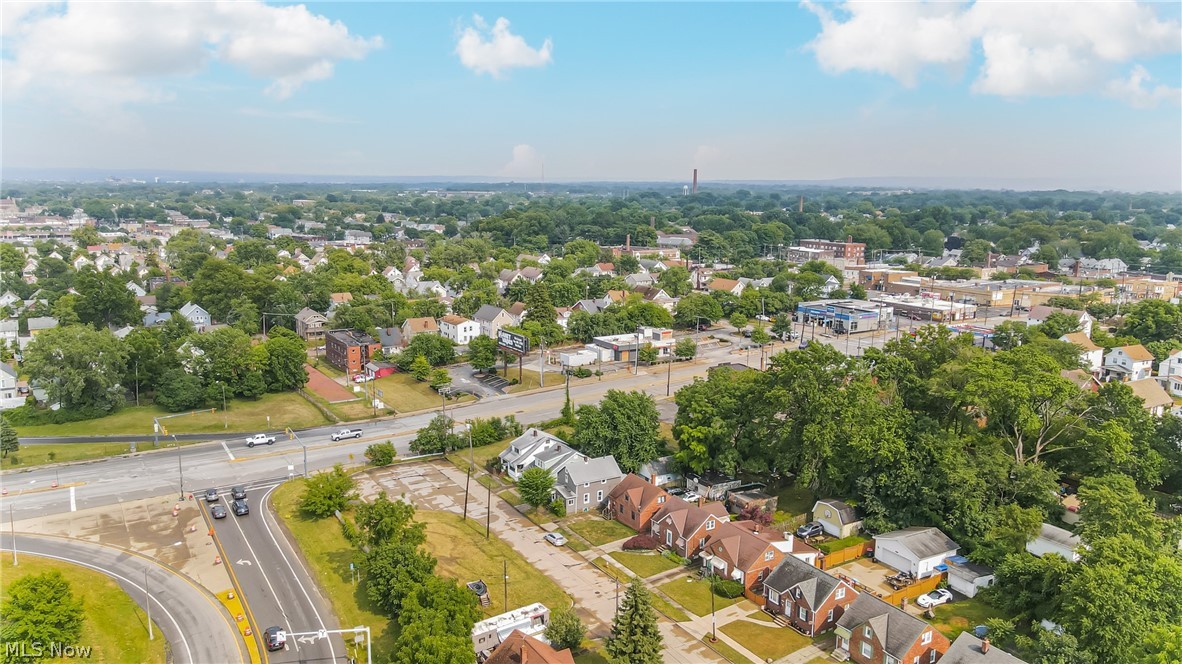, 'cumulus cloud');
802,1,1181,104
1105,65,1182,109
2,1,381,105
455,15,553,78
501,144,544,178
